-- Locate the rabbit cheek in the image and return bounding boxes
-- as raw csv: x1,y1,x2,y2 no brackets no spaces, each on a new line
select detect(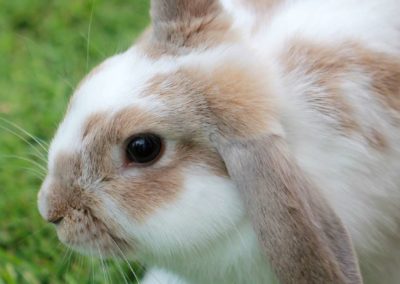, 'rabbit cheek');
103,169,184,222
